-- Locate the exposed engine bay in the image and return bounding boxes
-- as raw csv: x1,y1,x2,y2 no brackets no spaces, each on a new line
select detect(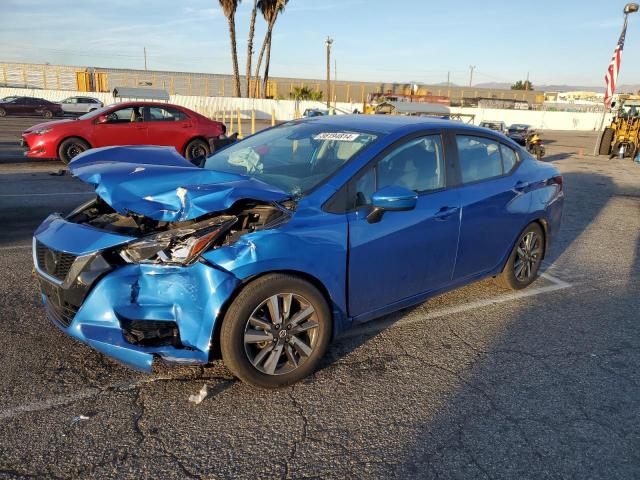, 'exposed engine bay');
67,197,292,263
